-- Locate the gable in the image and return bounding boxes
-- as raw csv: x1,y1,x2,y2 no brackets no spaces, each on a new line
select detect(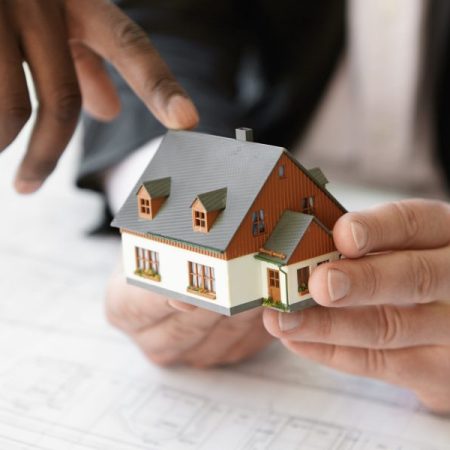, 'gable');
287,220,335,265
137,185,150,199
191,198,206,212
225,152,345,259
